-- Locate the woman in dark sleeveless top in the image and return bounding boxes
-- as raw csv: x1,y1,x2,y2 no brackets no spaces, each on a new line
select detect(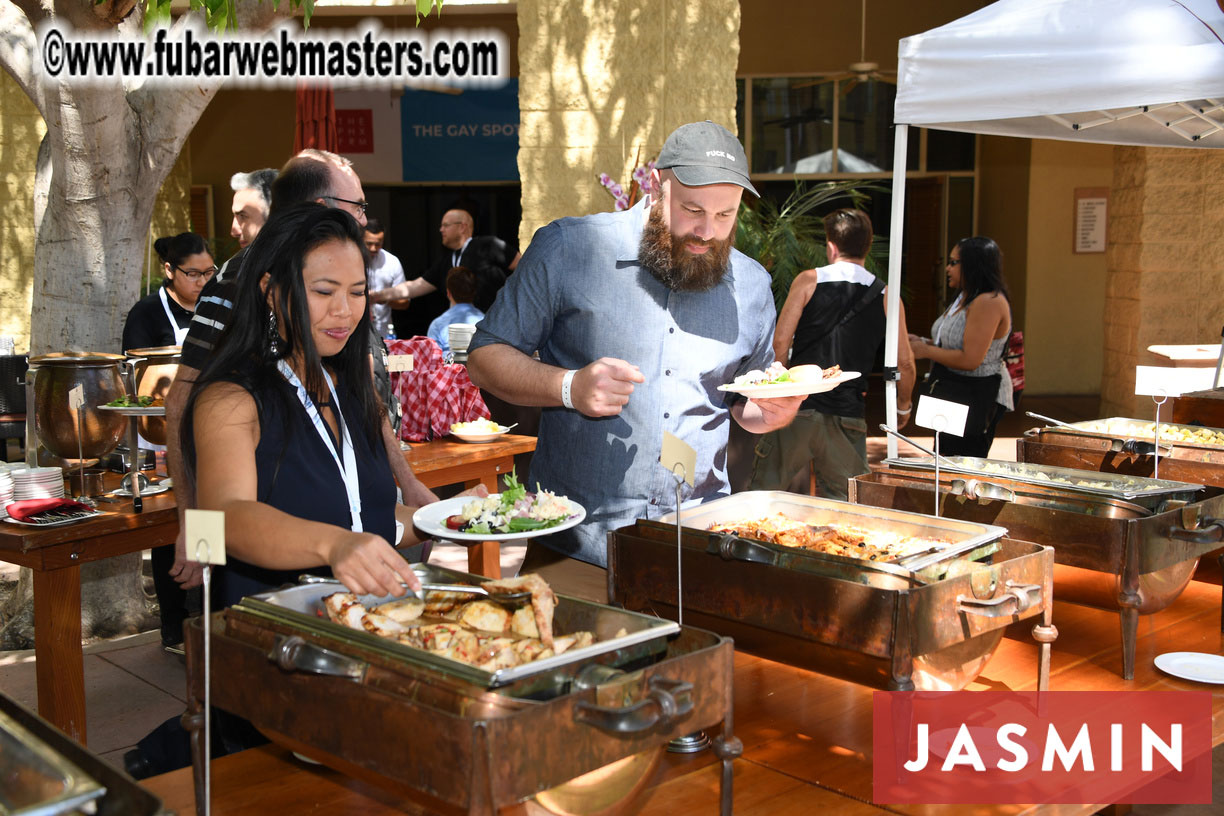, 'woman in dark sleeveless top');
182,204,424,606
